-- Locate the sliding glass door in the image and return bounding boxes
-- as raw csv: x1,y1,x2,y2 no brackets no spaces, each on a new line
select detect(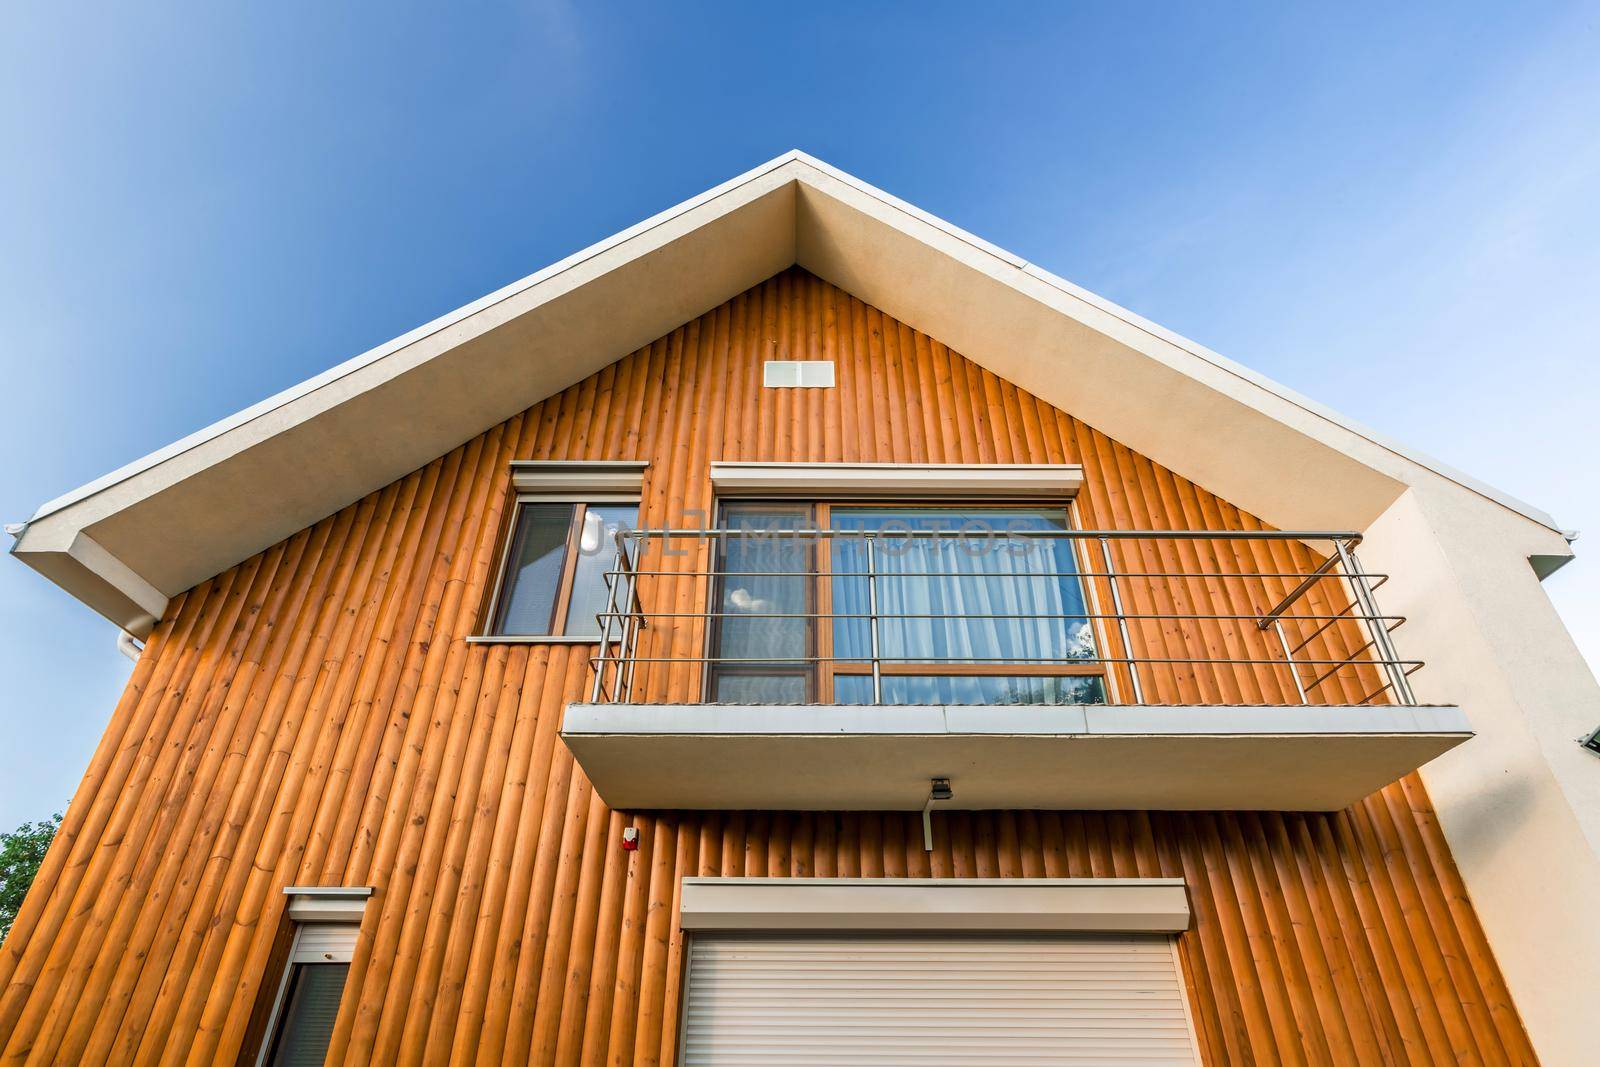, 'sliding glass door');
707,502,815,703
829,507,1105,705
707,502,1107,705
